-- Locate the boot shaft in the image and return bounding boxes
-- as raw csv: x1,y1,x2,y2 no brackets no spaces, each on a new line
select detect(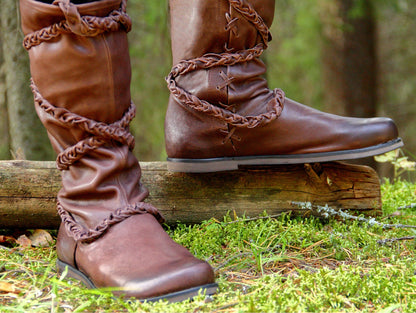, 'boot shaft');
166,0,283,159
20,0,131,126
169,0,275,64
20,0,152,235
